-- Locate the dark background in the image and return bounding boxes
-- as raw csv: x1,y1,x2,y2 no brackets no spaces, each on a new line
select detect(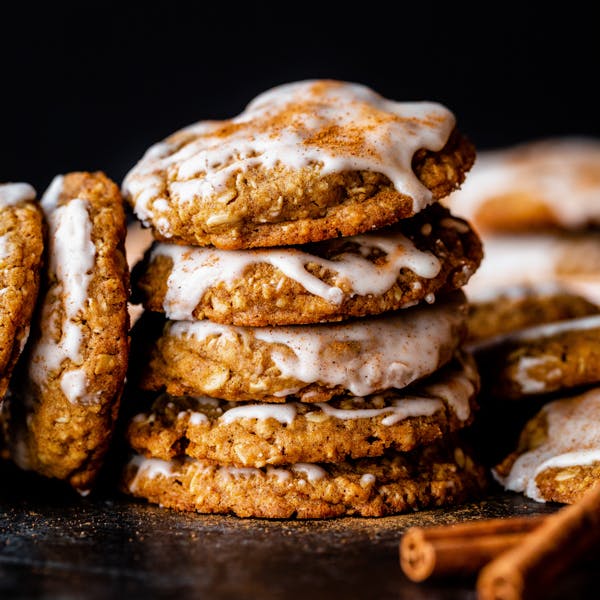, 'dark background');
2,2,599,193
